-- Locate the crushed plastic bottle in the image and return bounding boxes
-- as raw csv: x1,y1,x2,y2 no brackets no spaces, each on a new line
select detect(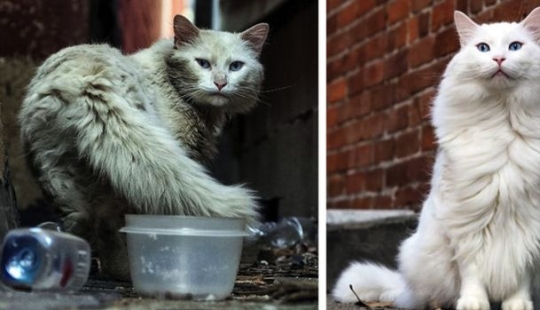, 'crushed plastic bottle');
0,223,91,291
247,217,317,249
